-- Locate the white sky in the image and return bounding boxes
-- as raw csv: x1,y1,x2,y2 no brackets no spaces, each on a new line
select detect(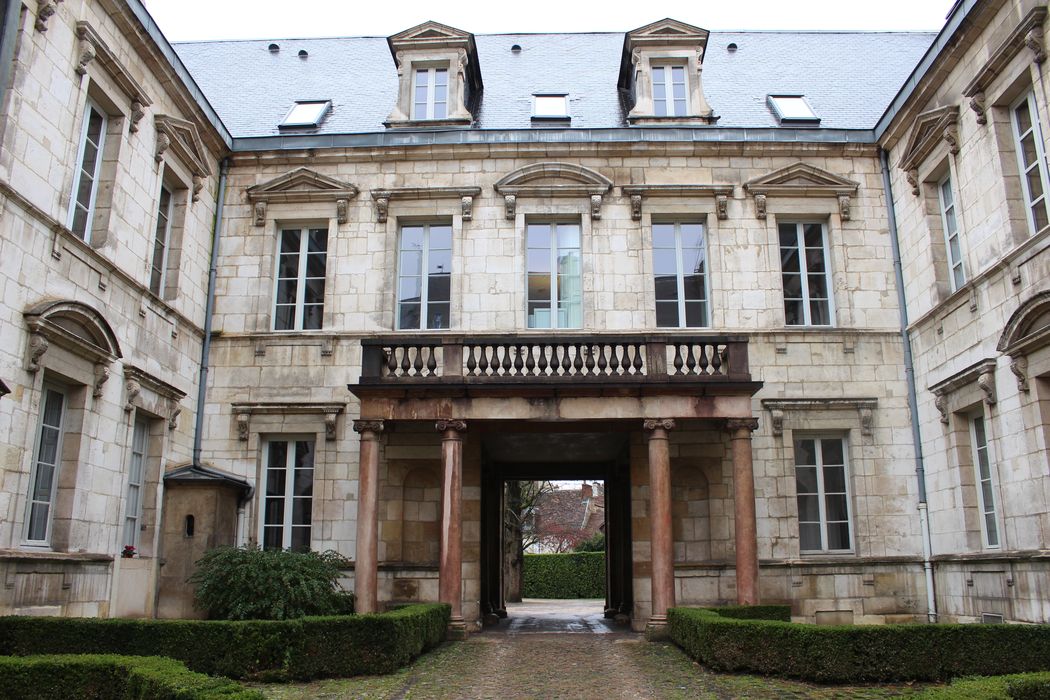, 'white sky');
142,0,957,42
